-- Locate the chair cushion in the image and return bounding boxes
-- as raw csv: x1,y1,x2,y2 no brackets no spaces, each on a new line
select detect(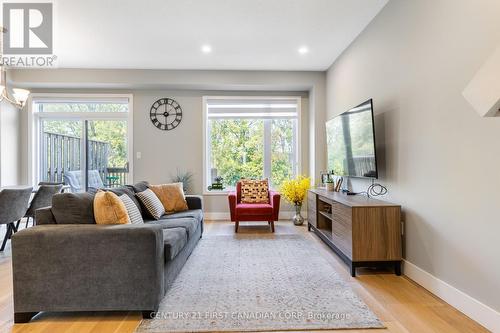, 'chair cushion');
136,189,165,220
162,227,188,261
240,179,269,203
94,191,130,225
52,192,96,224
236,203,273,216
149,182,188,213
